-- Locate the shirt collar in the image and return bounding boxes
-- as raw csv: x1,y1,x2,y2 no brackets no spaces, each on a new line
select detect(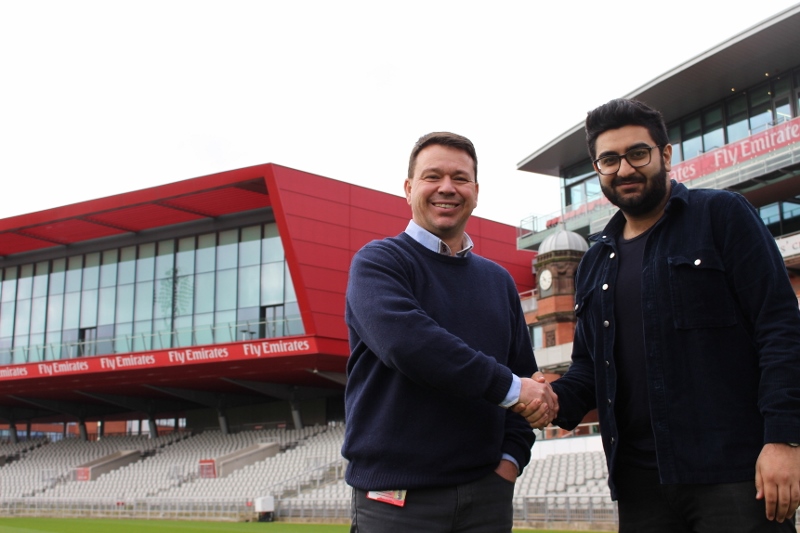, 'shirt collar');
404,220,474,257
